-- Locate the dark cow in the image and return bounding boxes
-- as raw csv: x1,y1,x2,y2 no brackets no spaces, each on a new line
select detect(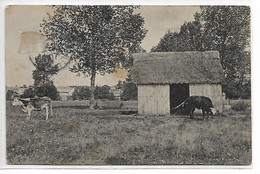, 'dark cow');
173,96,216,120
12,96,53,120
